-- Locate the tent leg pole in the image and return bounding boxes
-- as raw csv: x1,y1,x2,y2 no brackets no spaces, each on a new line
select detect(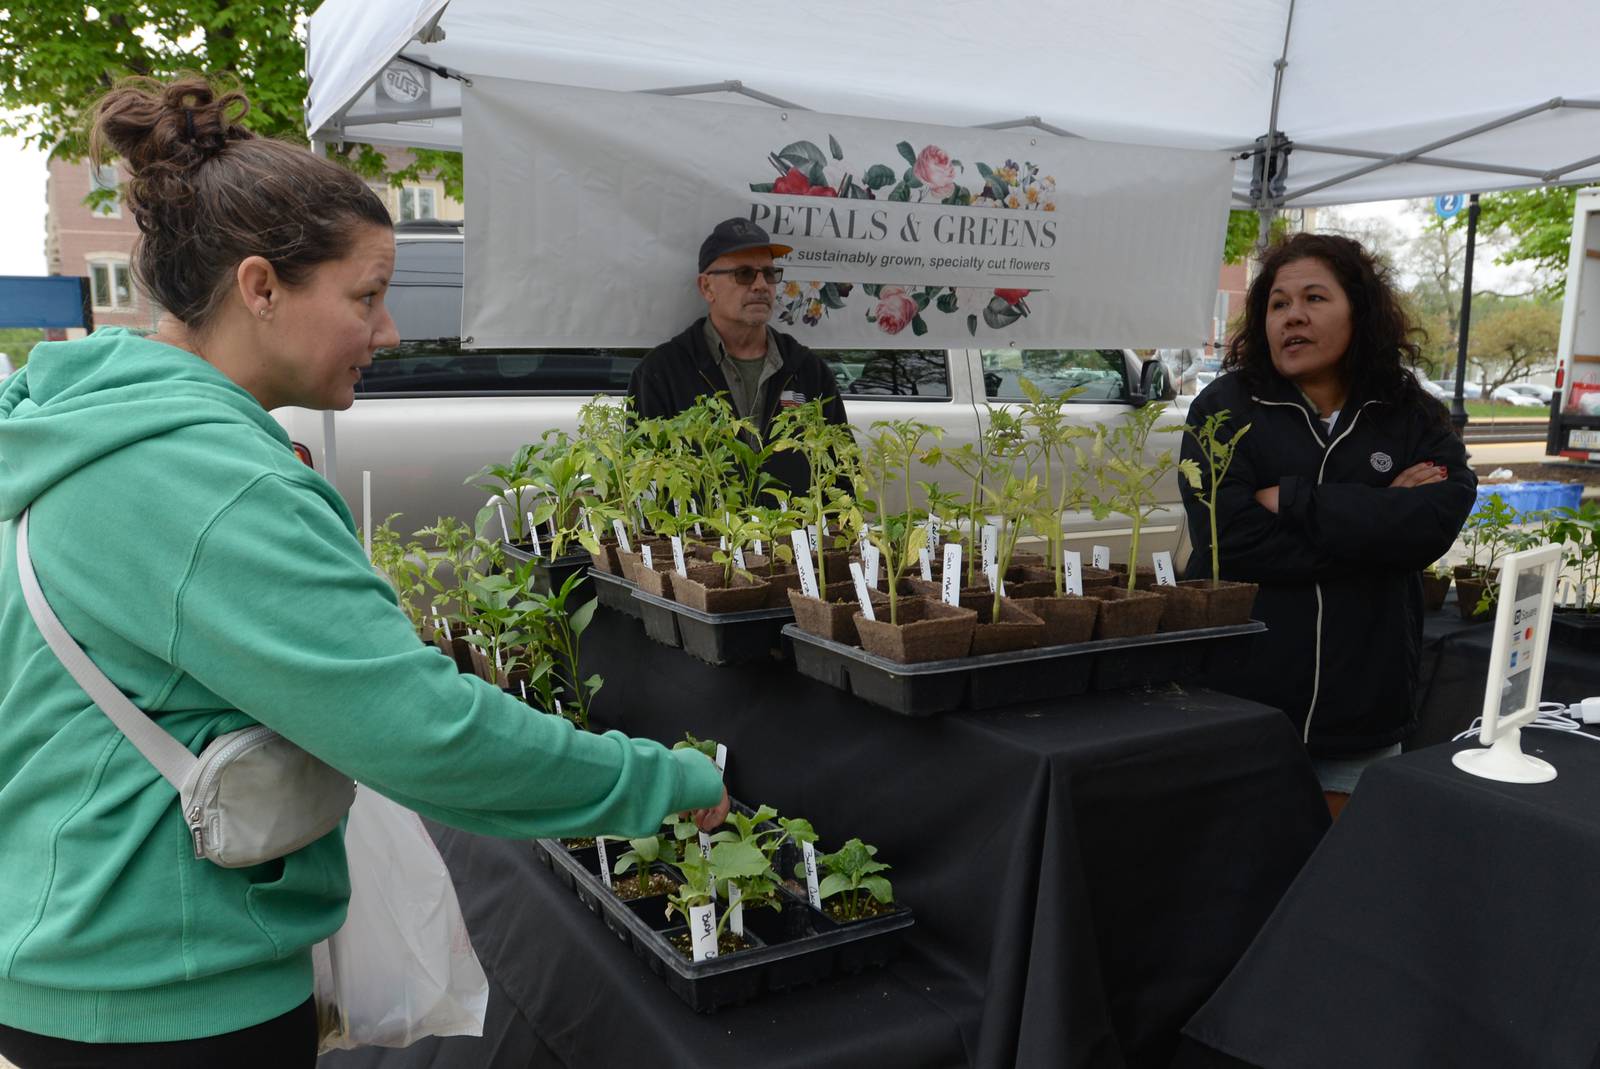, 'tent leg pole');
1450,194,1480,436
